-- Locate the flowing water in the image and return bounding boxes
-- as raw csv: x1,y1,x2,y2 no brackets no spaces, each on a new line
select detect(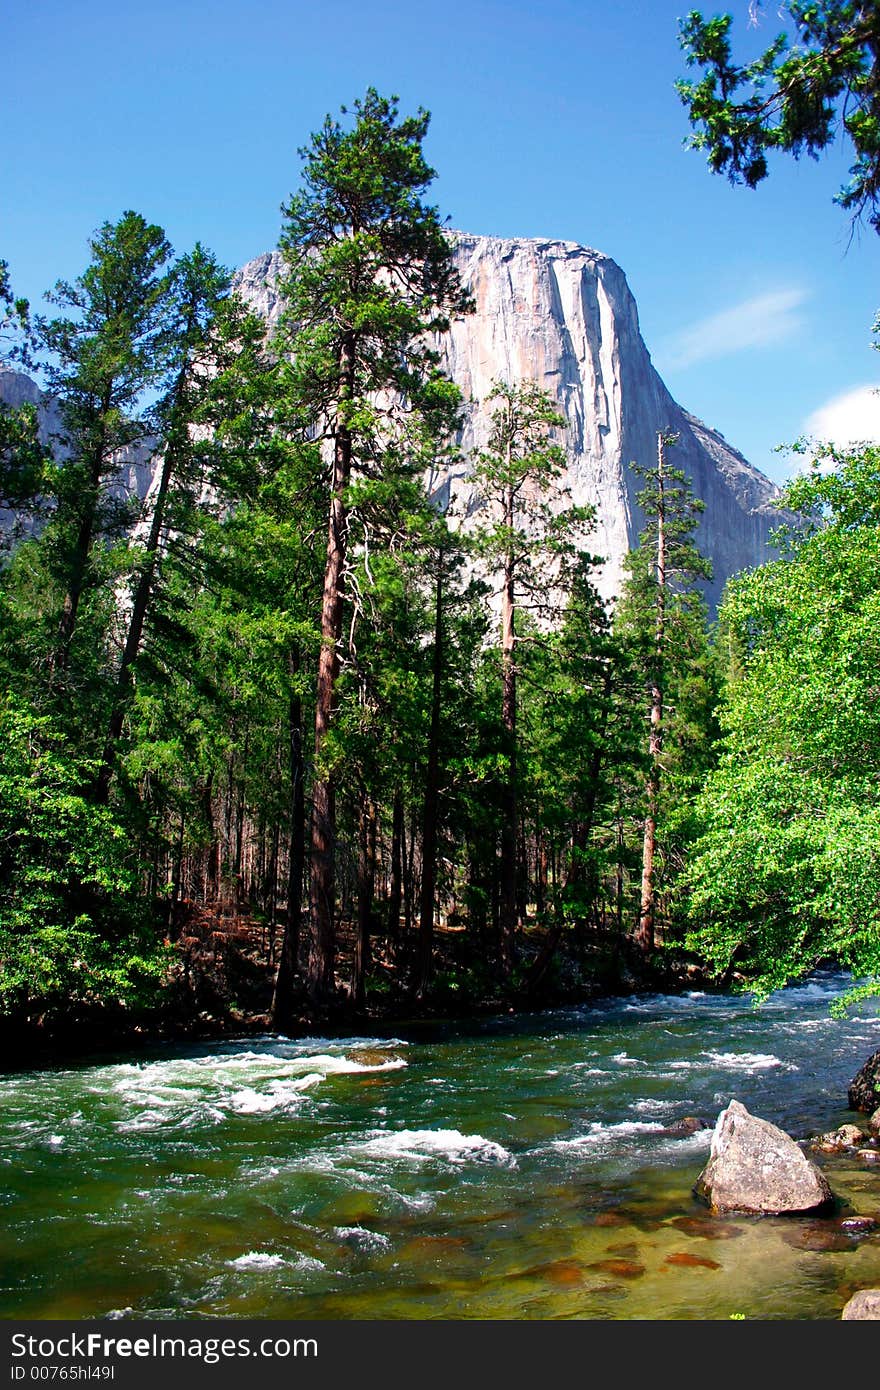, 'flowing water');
2,972,879,1320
